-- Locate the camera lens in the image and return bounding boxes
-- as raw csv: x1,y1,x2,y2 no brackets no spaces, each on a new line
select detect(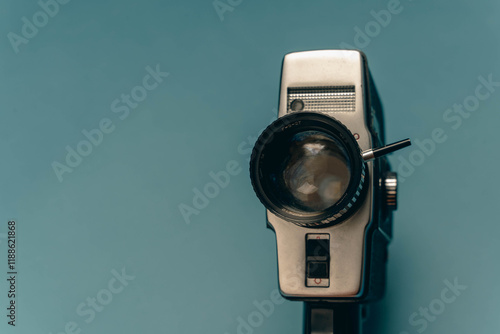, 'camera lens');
250,112,366,227
282,131,351,212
